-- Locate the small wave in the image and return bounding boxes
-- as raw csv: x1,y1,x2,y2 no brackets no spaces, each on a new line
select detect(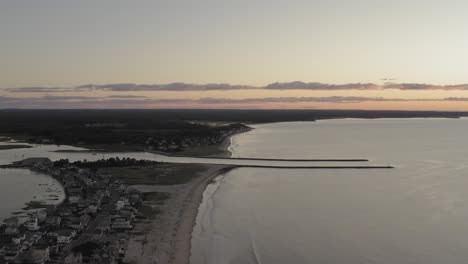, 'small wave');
249,236,263,264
